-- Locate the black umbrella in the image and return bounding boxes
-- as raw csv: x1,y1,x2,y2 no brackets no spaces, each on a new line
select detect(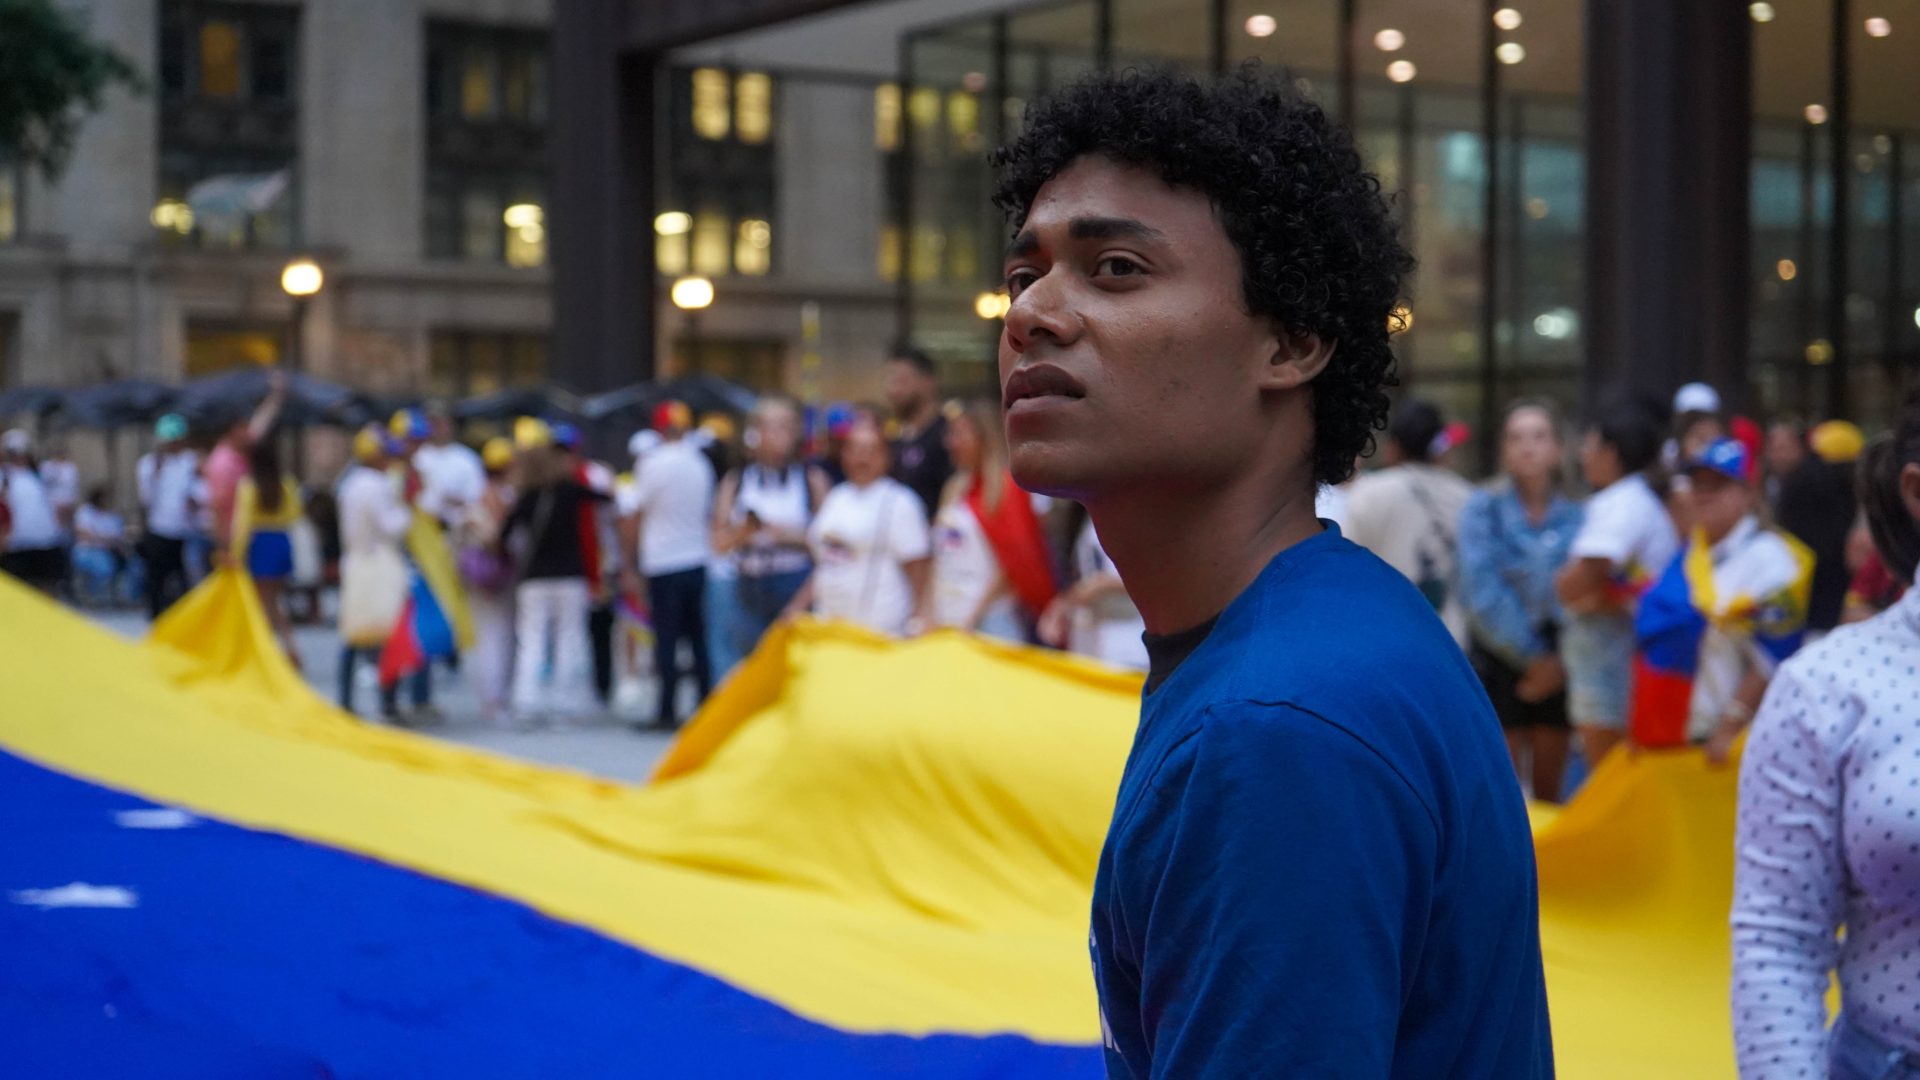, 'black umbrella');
661,374,757,417
578,381,656,422
453,384,584,424
0,386,70,420
58,378,178,428
172,367,370,429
